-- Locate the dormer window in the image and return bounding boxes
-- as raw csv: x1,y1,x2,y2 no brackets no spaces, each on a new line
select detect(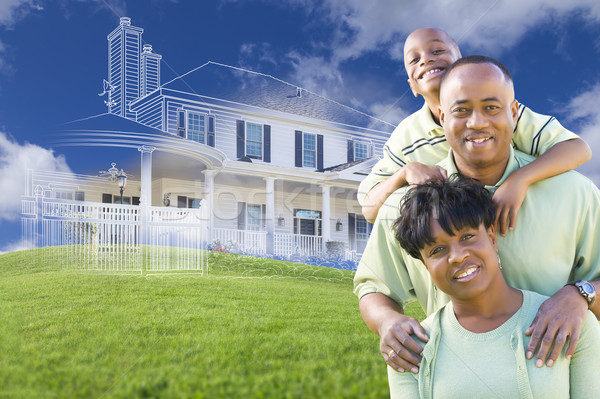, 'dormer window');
177,109,216,147
347,139,372,162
